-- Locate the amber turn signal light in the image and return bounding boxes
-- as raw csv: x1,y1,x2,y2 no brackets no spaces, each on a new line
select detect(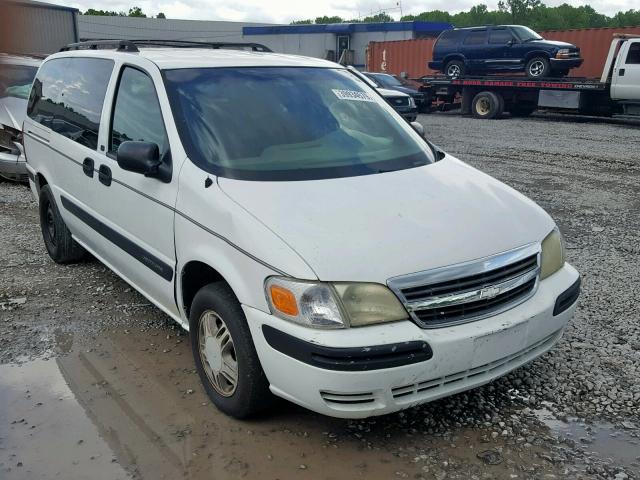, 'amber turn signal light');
269,285,299,316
